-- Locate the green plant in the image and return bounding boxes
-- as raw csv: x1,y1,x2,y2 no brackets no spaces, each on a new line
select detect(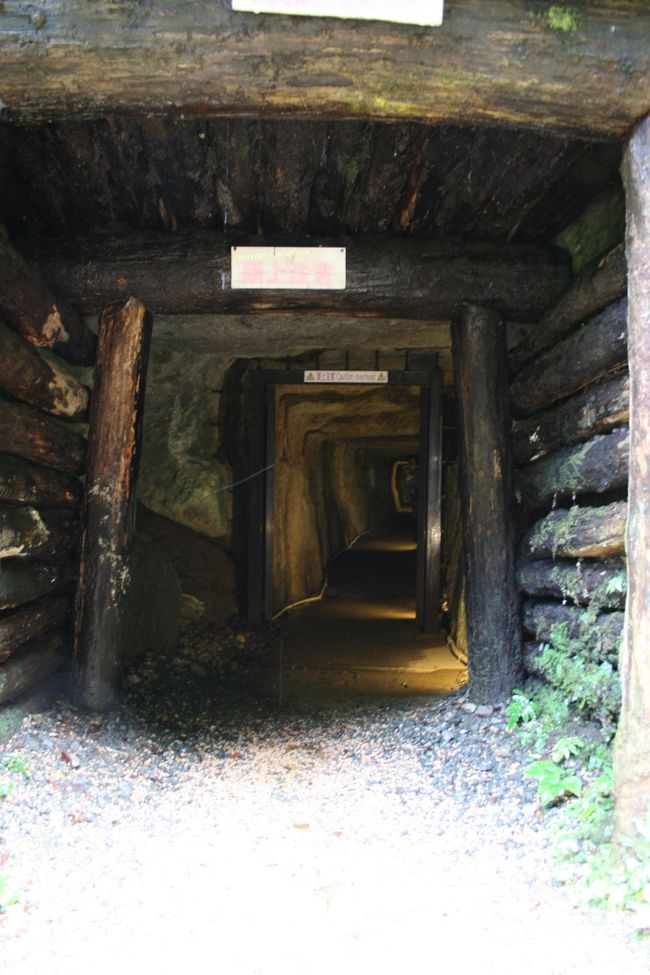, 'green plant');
527,758,582,806
505,690,537,730
0,872,18,913
551,735,585,763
